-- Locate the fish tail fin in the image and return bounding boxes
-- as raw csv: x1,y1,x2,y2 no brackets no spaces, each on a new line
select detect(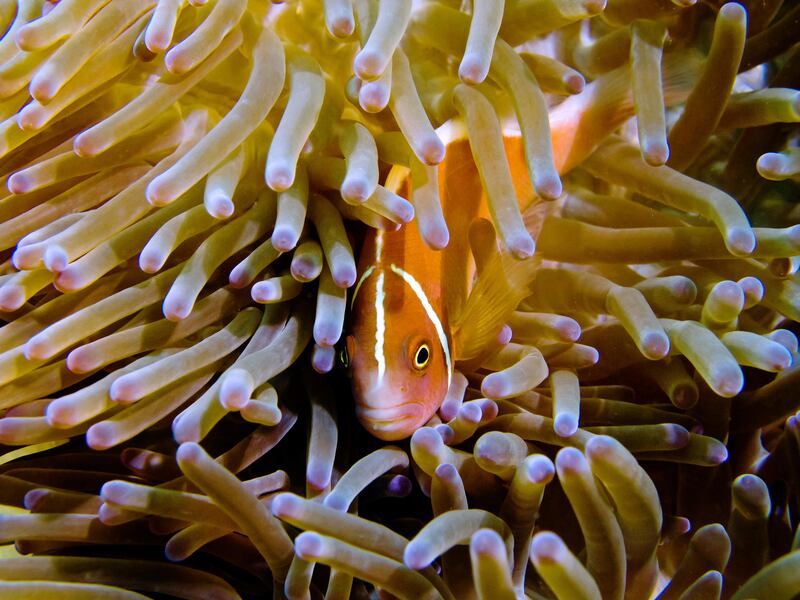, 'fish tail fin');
453,240,541,362
551,49,702,173
661,50,704,107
